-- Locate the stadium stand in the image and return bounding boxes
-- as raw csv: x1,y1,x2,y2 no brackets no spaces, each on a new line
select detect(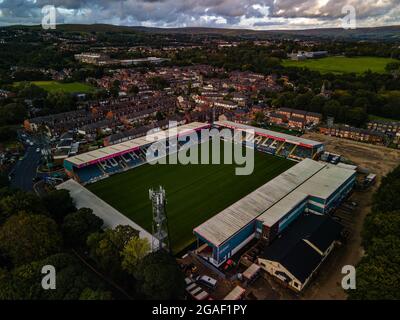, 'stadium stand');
64,122,211,184
75,164,104,184
194,158,355,267
277,142,297,158
65,121,324,185
290,145,313,161
215,121,324,161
